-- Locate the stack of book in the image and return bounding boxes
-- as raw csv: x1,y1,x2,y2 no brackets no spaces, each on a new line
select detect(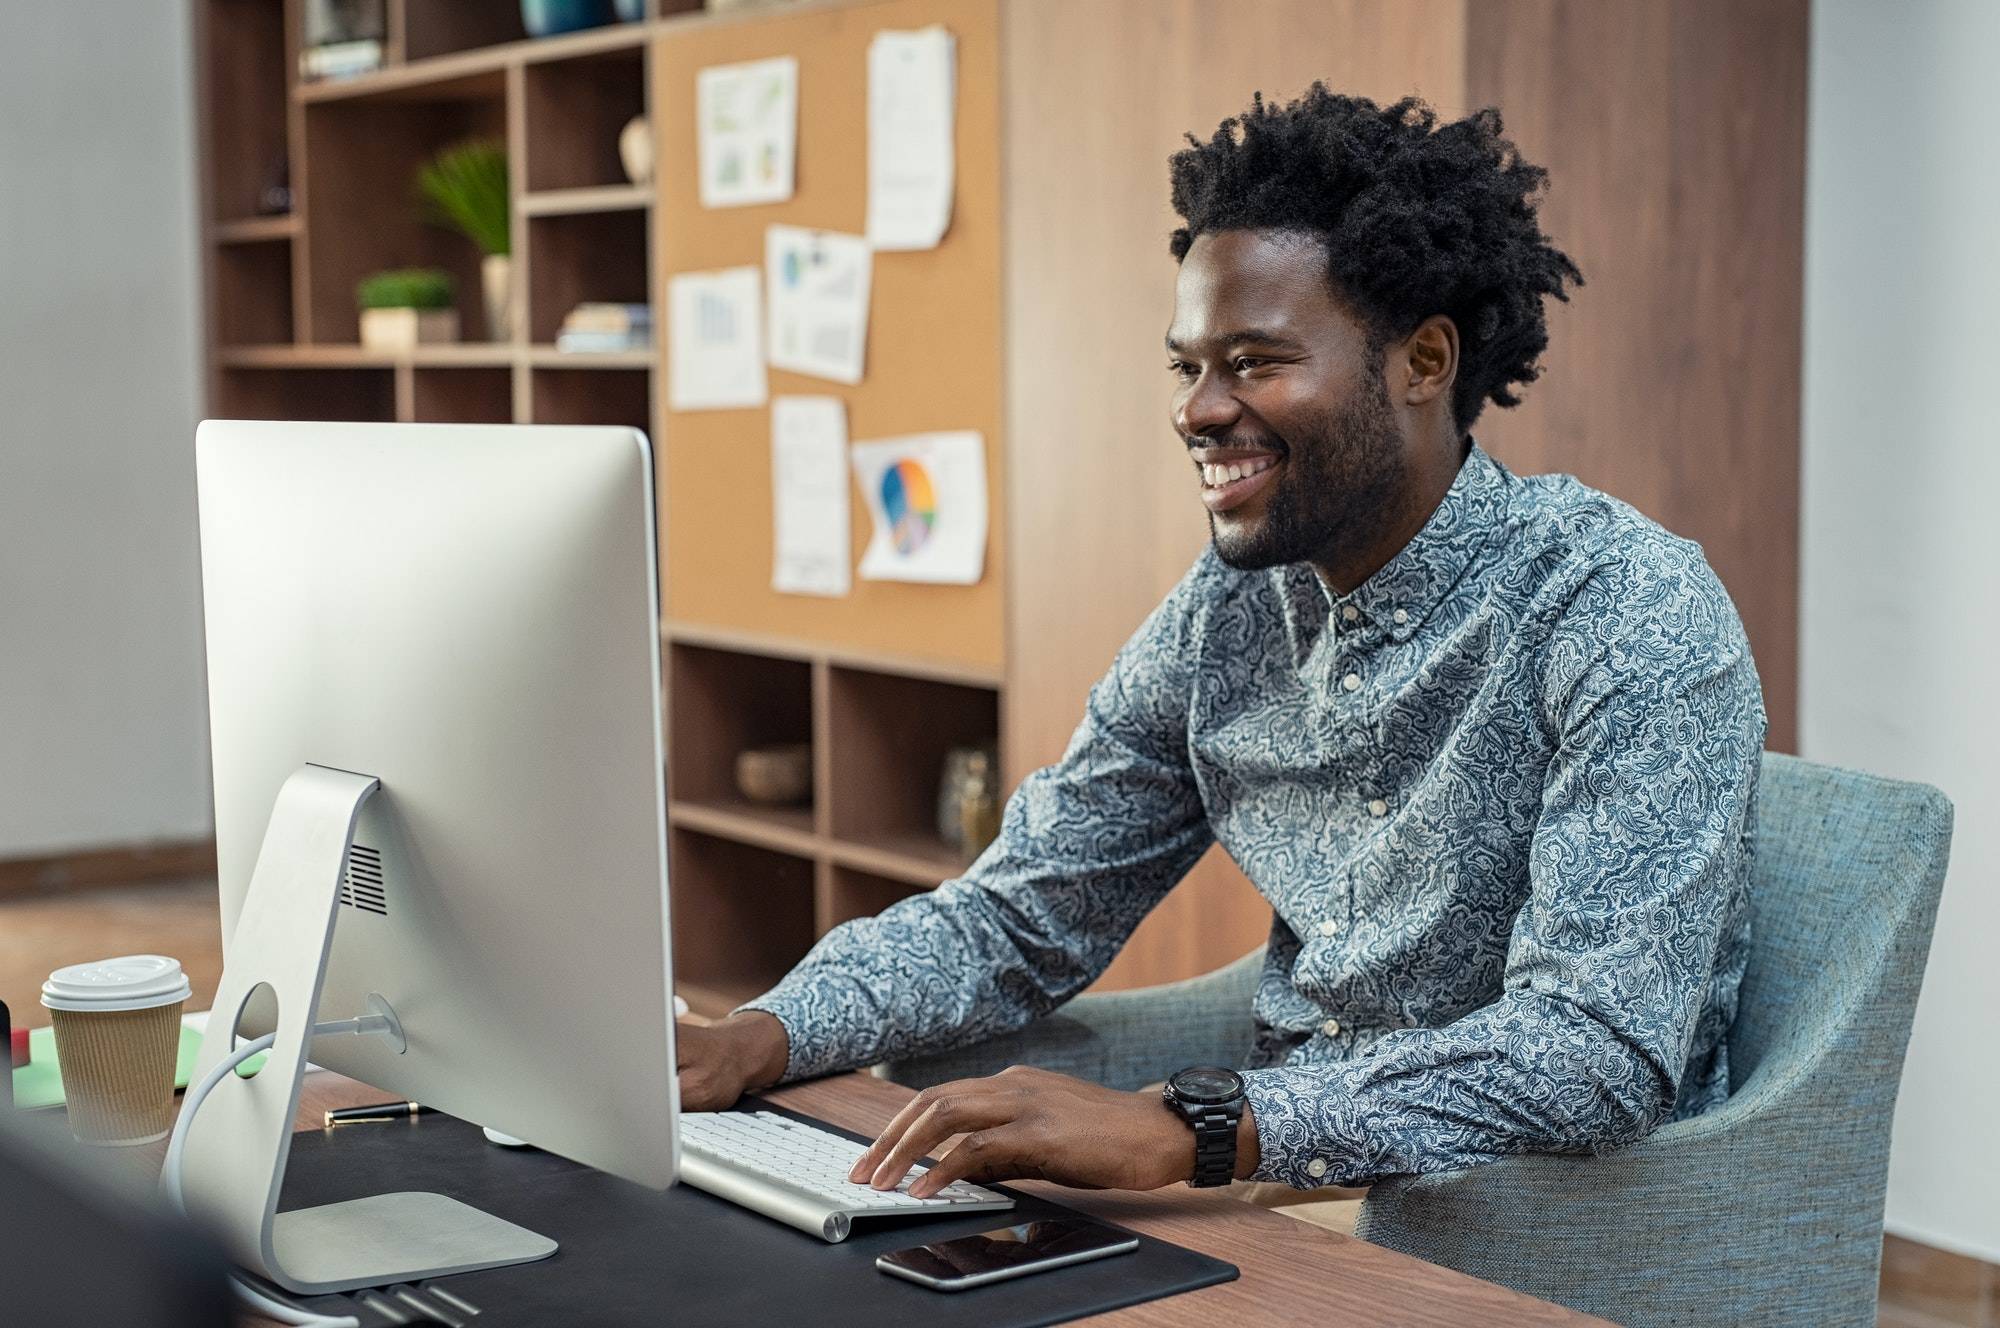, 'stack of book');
300,39,384,81
556,303,653,353
300,0,386,81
